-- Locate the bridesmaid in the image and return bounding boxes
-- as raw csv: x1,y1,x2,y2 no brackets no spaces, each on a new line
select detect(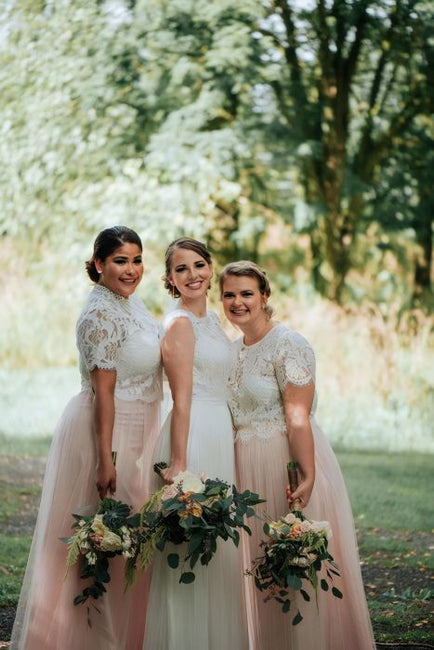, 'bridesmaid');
11,226,162,650
143,238,248,650
220,260,375,650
